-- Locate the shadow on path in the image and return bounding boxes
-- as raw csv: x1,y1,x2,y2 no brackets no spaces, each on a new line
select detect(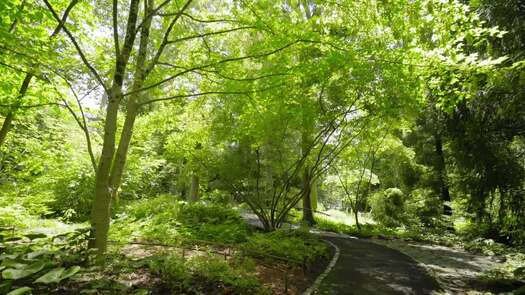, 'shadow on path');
316,237,441,295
